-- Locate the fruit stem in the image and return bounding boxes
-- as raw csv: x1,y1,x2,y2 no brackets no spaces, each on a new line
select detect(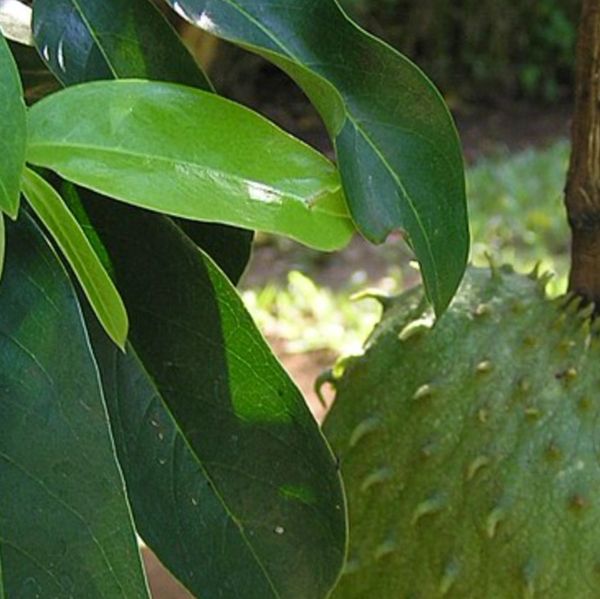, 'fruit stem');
566,0,600,304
